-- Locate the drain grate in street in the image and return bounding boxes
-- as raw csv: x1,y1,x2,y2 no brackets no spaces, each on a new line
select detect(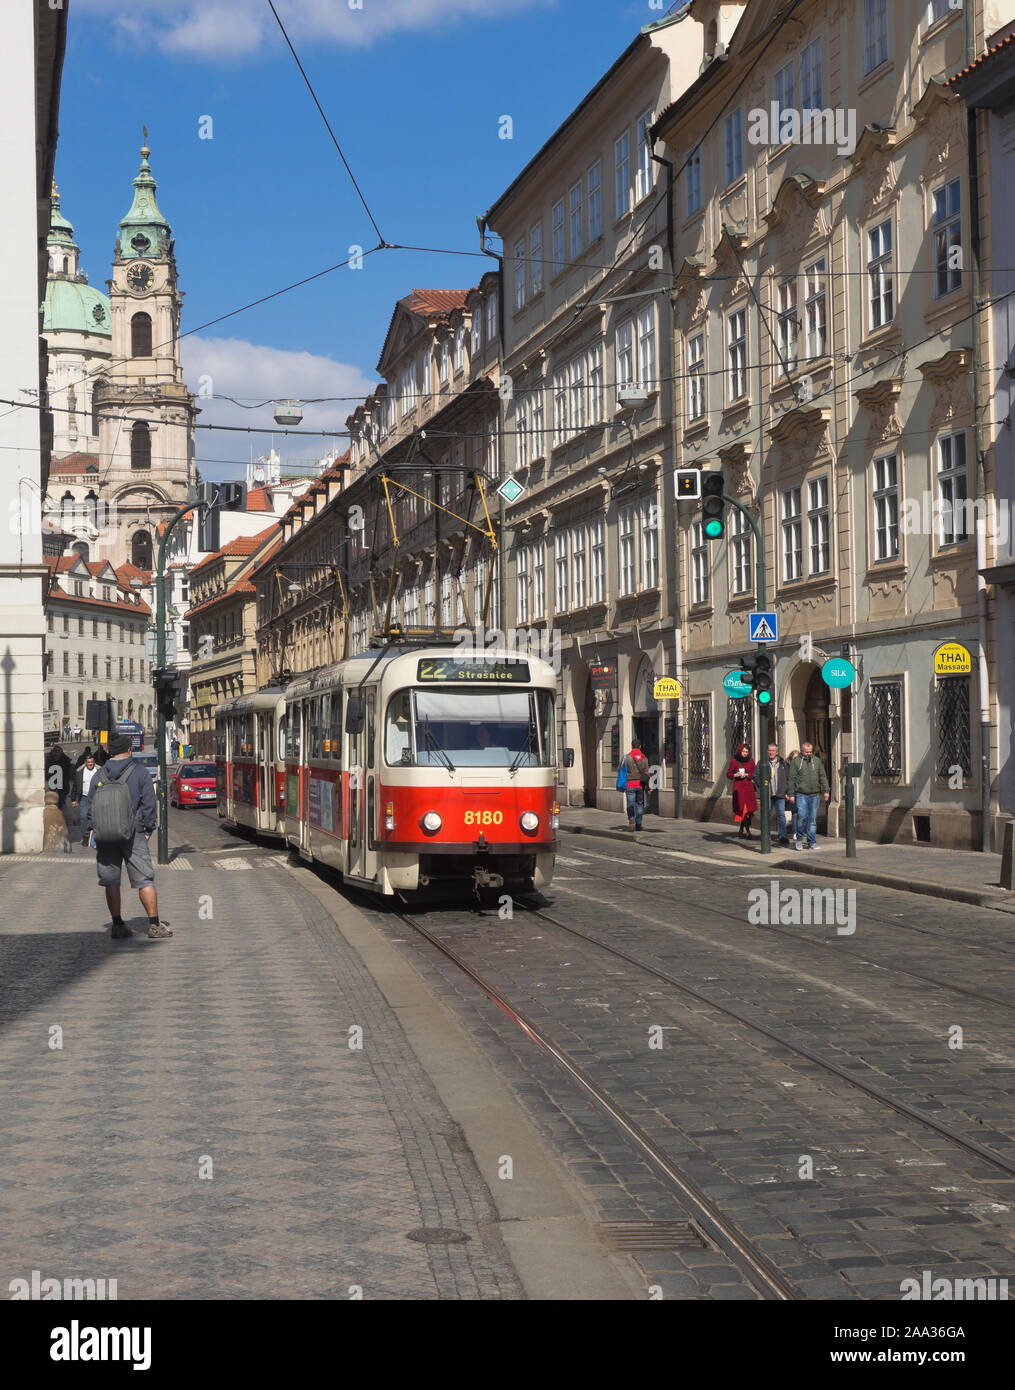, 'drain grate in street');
406,1227,472,1245
598,1221,709,1252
